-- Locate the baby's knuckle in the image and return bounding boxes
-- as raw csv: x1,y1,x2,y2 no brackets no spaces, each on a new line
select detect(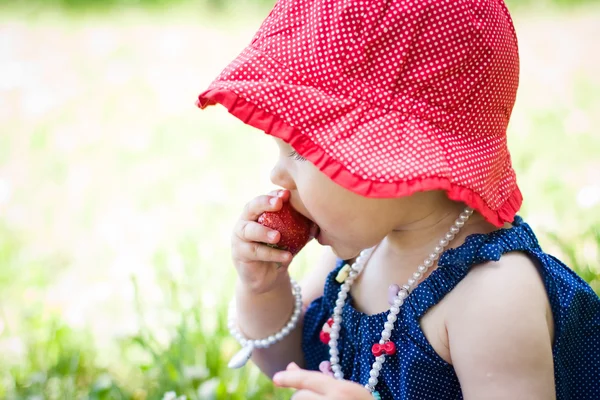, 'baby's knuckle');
251,242,261,258
244,221,257,240
242,201,252,216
